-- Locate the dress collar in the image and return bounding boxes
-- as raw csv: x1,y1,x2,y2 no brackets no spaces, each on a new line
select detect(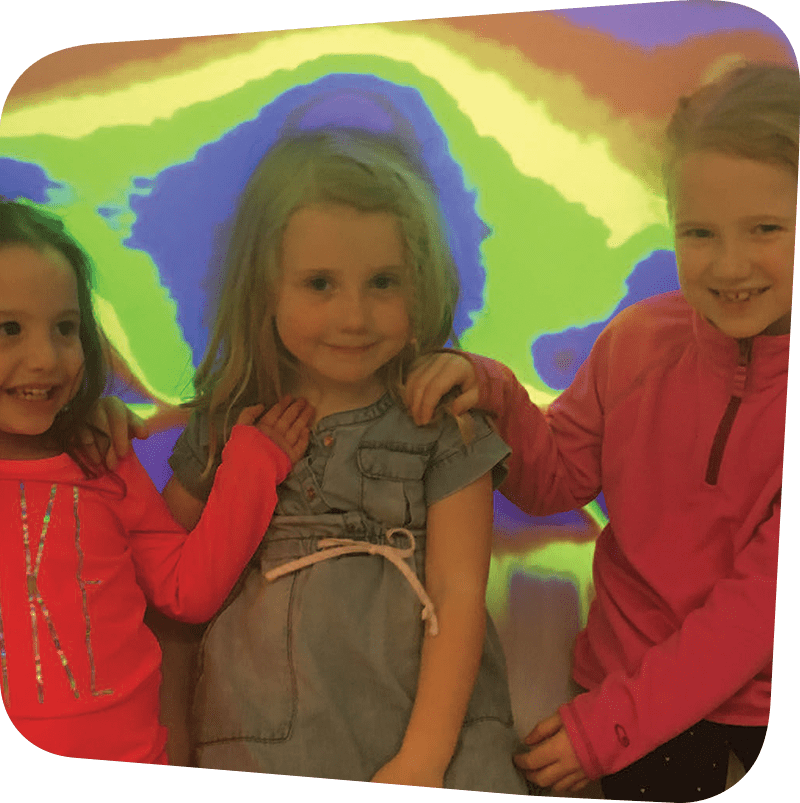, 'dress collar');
314,392,394,432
